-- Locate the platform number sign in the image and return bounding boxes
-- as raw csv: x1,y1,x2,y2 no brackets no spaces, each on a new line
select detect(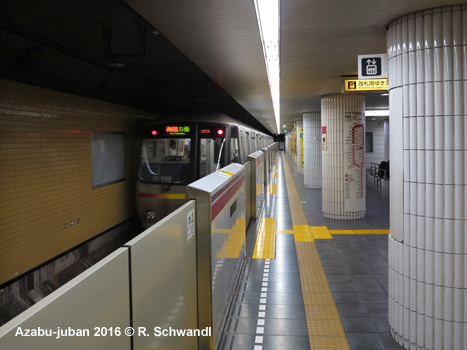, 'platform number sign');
358,54,387,80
